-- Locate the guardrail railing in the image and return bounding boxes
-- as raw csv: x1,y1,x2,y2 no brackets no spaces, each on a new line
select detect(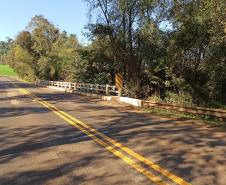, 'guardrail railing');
38,80,226,120
39,80,118,96
143,101,226,120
